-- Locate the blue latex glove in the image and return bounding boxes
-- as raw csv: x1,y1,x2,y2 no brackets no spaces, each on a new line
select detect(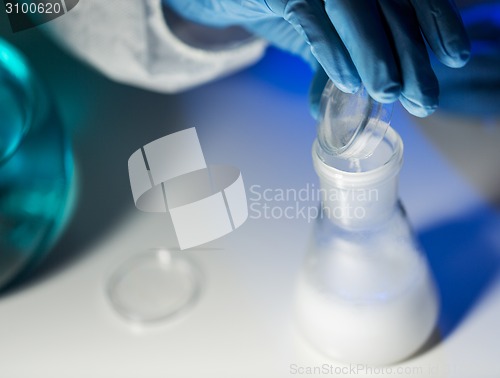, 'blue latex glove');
430,1,500,116
165,0,470,117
